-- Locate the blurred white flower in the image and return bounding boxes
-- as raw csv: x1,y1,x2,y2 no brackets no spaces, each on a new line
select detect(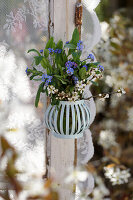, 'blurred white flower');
98,130,117,149
105,75,113,87
100,22,109,41
0,80,9,101
64,167,89,184
104,167,131,185
117,88,126,97
100,119,118,130
127,52,133,62
16,143,45,176
19,176,49,200
110,95,120,108
7,102,37,129
88,176,110,200
95,99,106,113
0,50,17,85
93,188,104,200
128,27,133,38
12,70,31,102
0,43,8,57
127,107,133,131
